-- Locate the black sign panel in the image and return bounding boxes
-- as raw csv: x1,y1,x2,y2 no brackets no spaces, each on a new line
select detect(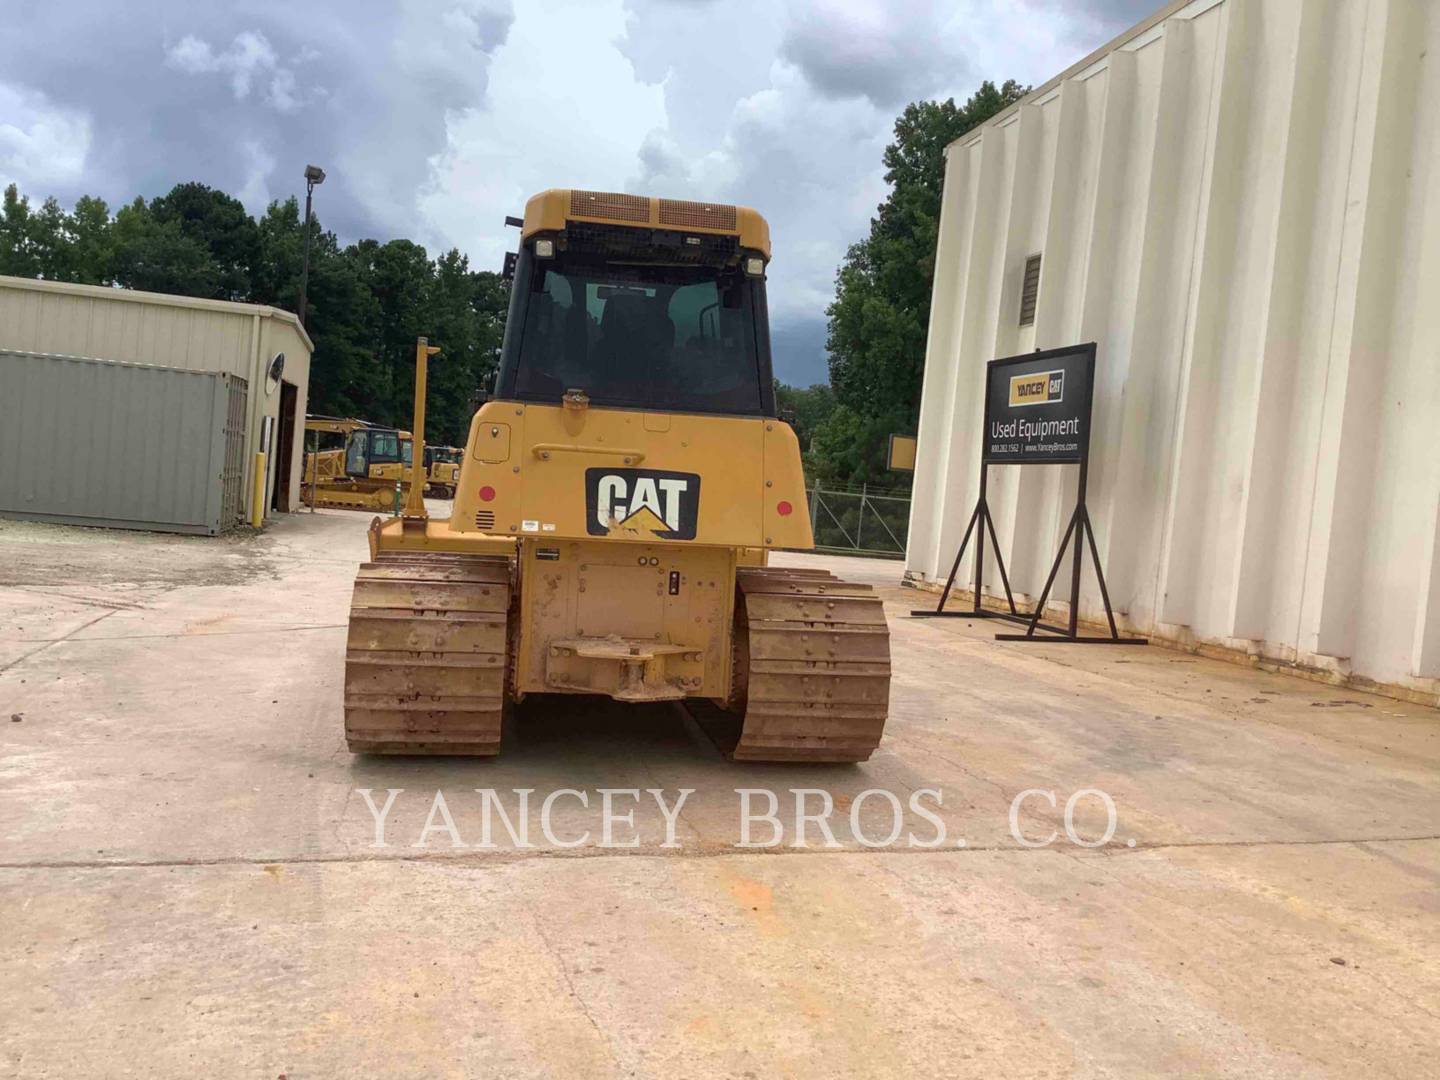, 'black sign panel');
585,467,701,540
983,344,1095,464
